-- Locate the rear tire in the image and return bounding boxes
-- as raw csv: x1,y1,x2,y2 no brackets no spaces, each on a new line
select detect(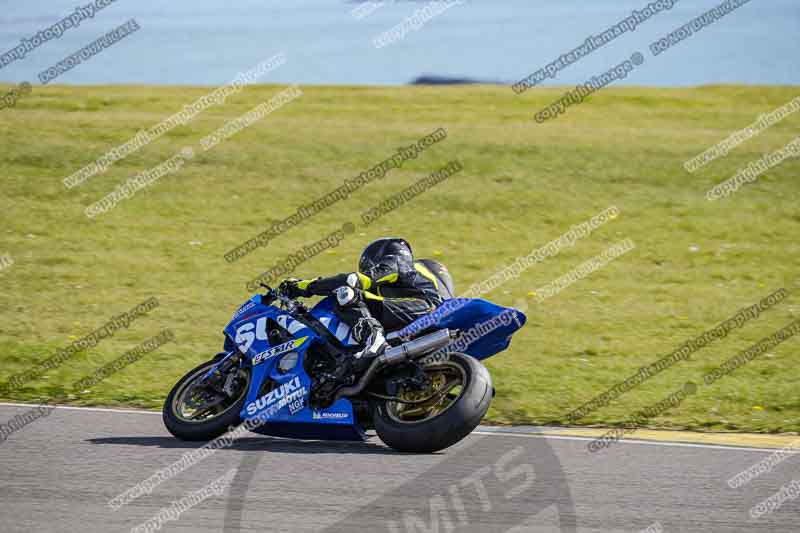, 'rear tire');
372,352,492,453
163,359,249,441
